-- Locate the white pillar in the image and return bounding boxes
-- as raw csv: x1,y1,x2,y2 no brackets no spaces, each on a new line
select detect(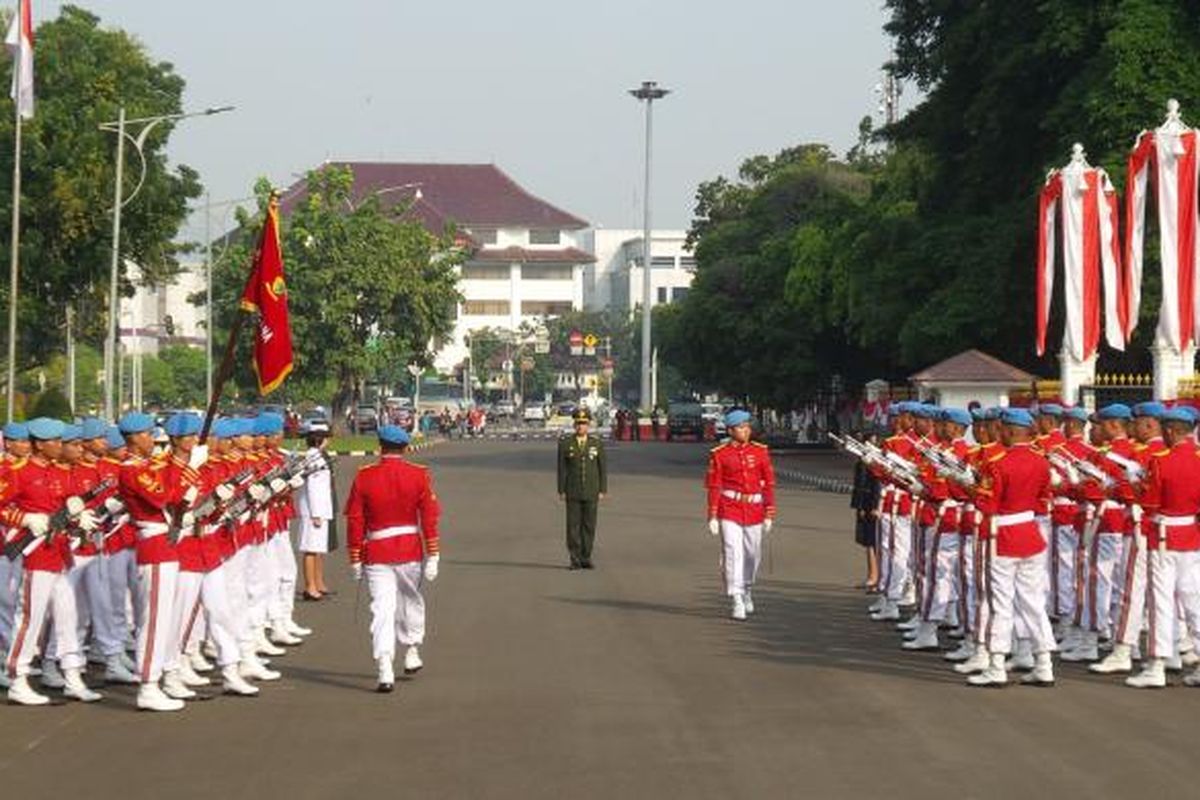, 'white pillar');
1058,347,1097,406
1152,338,1197,400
